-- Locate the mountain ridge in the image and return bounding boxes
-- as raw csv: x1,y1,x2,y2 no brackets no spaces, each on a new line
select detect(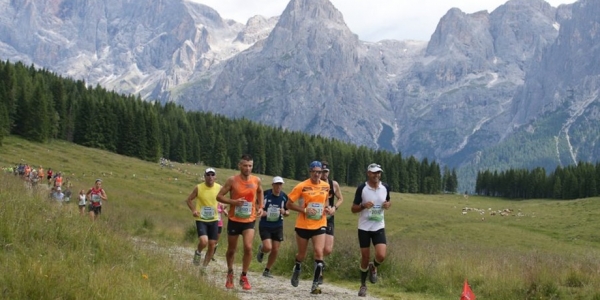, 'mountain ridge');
1,0,599,191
